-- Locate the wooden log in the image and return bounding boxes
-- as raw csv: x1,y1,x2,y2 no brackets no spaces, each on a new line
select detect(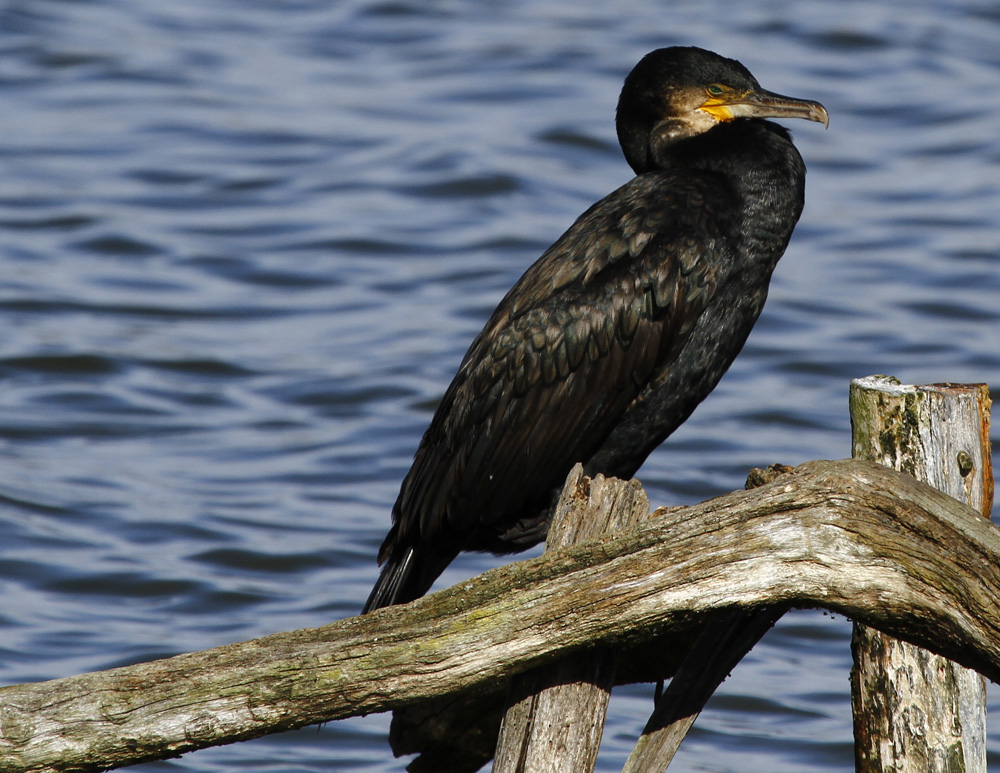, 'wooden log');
850,376,992,773
492,467,648,773
3,460,1000,772
622,607,781,773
